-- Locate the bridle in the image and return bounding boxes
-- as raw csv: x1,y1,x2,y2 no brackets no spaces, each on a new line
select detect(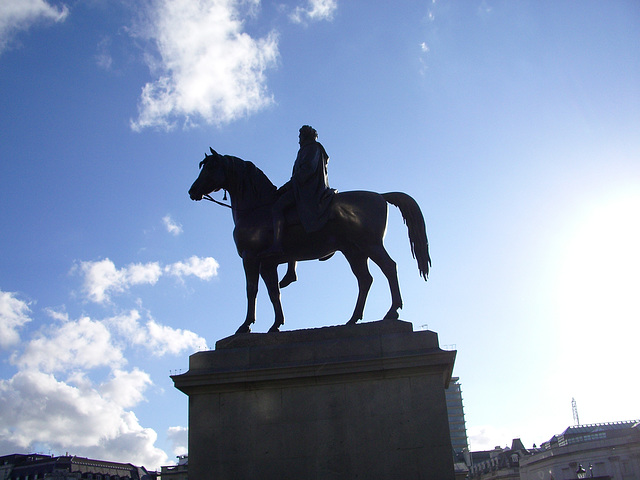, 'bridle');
196,152,275,212
202,193,232,209
198,153,232,209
